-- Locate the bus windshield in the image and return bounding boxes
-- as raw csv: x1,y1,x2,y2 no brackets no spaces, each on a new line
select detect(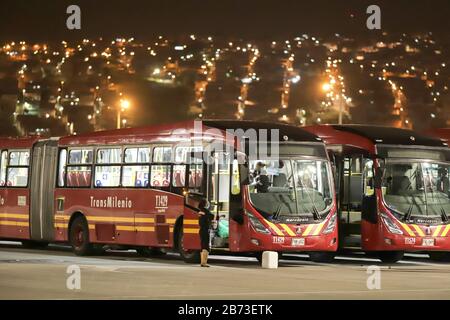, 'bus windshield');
248,158,333,222
382,161,450,221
